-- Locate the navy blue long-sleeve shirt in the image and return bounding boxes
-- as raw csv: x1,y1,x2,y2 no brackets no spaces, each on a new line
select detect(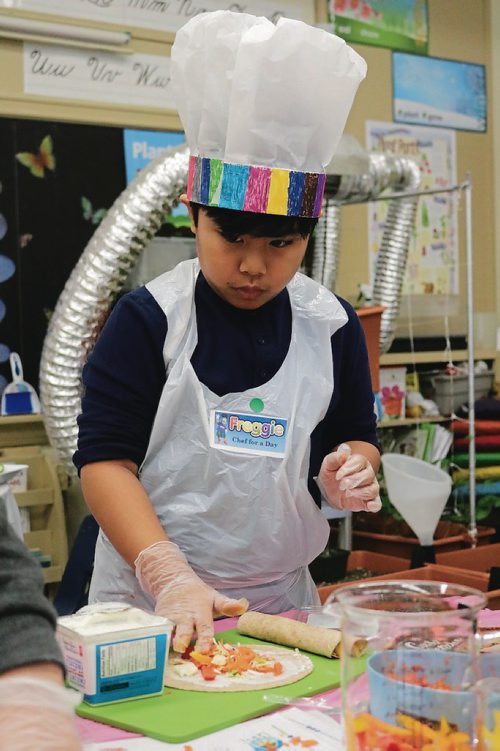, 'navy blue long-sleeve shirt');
74,271,378,505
